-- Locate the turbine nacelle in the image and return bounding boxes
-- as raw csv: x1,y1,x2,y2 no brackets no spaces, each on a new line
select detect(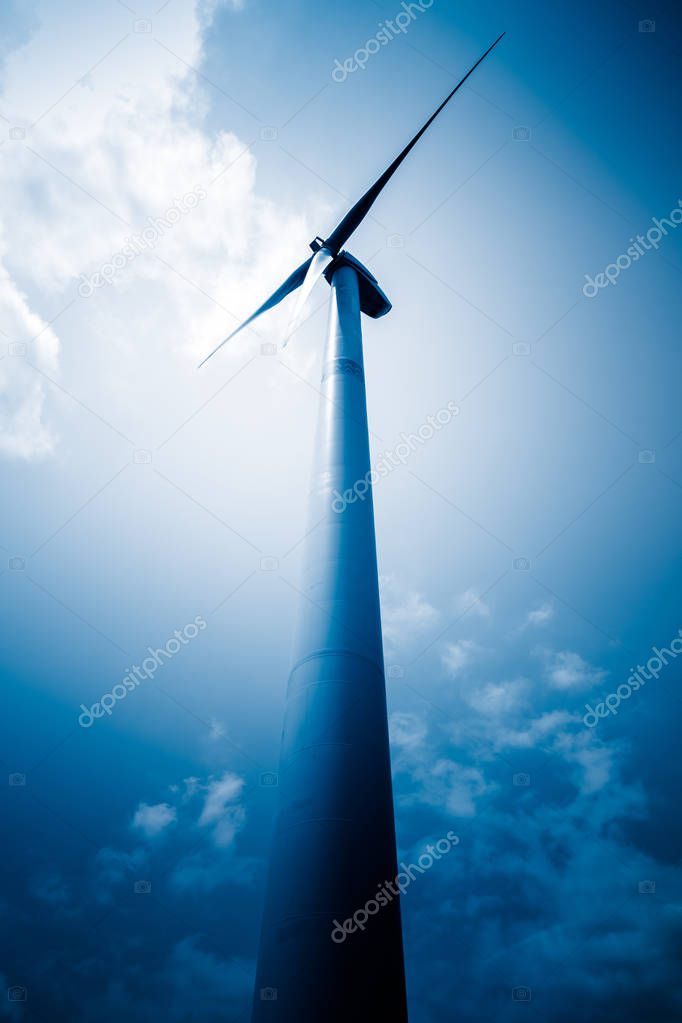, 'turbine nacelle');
325,252,392,319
